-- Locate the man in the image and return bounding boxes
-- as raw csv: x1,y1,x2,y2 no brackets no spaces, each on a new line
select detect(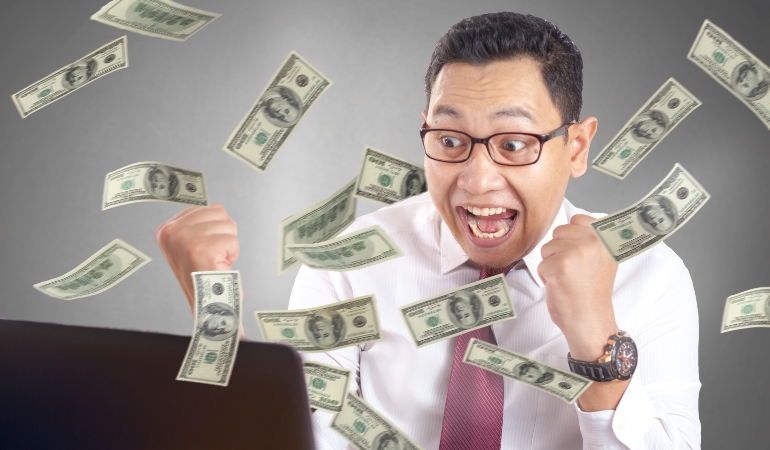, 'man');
263,86,302,127
447,291,482,328
155,12,700,449
630,109,668,143
306,311,344,349
731,62,769,100
637,195,677,235
145,165,179,200
514,362,555,385
199,303,237,341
